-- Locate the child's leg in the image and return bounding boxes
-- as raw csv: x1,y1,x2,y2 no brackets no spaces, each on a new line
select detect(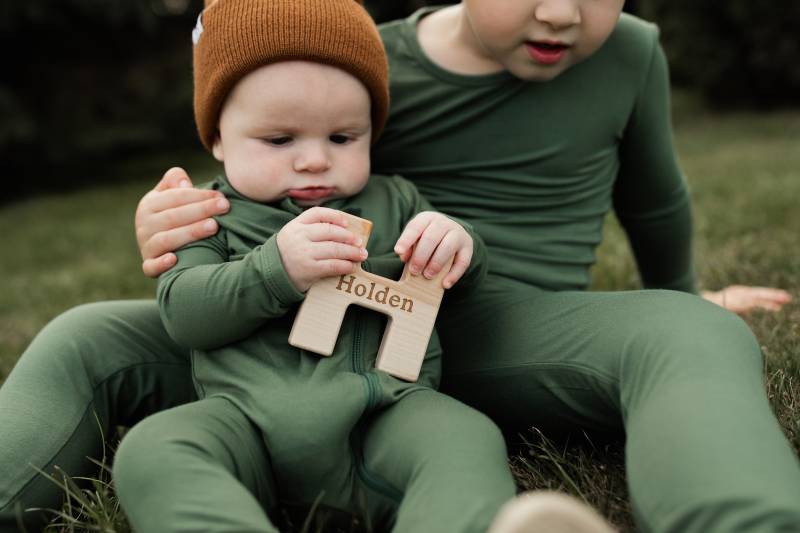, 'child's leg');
361,389,516,533
113,397,277,533
0,300,195,531
438,278,800,533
